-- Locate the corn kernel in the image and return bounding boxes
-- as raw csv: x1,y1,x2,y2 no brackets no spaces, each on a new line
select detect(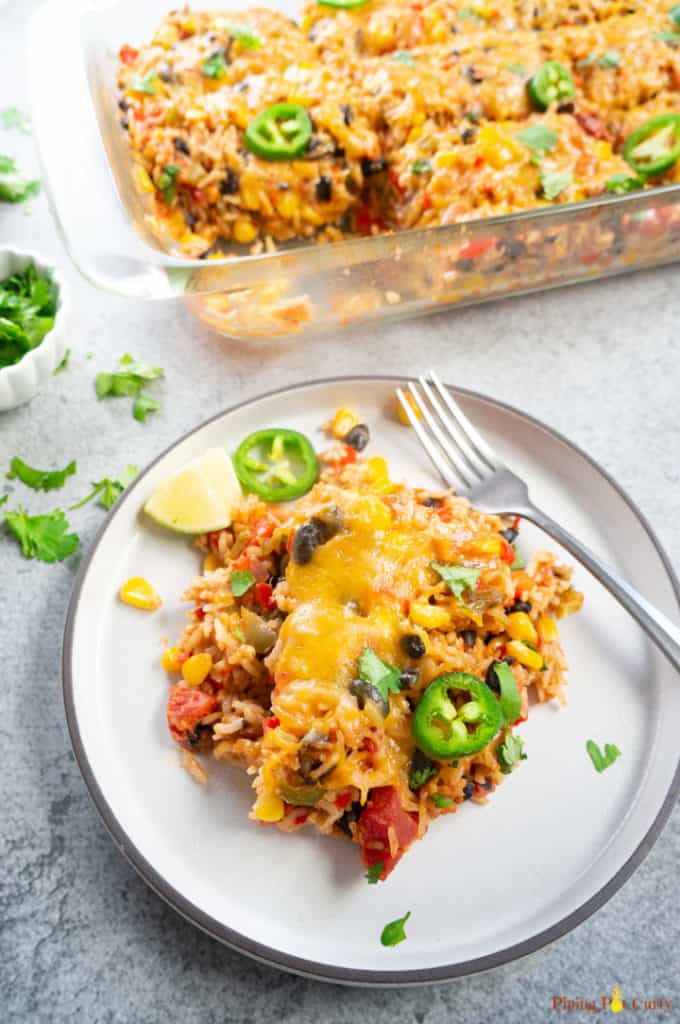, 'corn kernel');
182,652,213,687
397,391,422,426
506,611,538,645
133,165,155,195
477,124,524,169
352,495,392,531
120,576,162,611
254,792,285,822
331,406,359,439
276,191,299,220
365,456,394,495
410,602,450,630
466,534,502,558
203,553,220,573
233,219,258,244
557,588,584,617
506,640,544,670
537,615,559,642
180,16,197,33
161,647,182,672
